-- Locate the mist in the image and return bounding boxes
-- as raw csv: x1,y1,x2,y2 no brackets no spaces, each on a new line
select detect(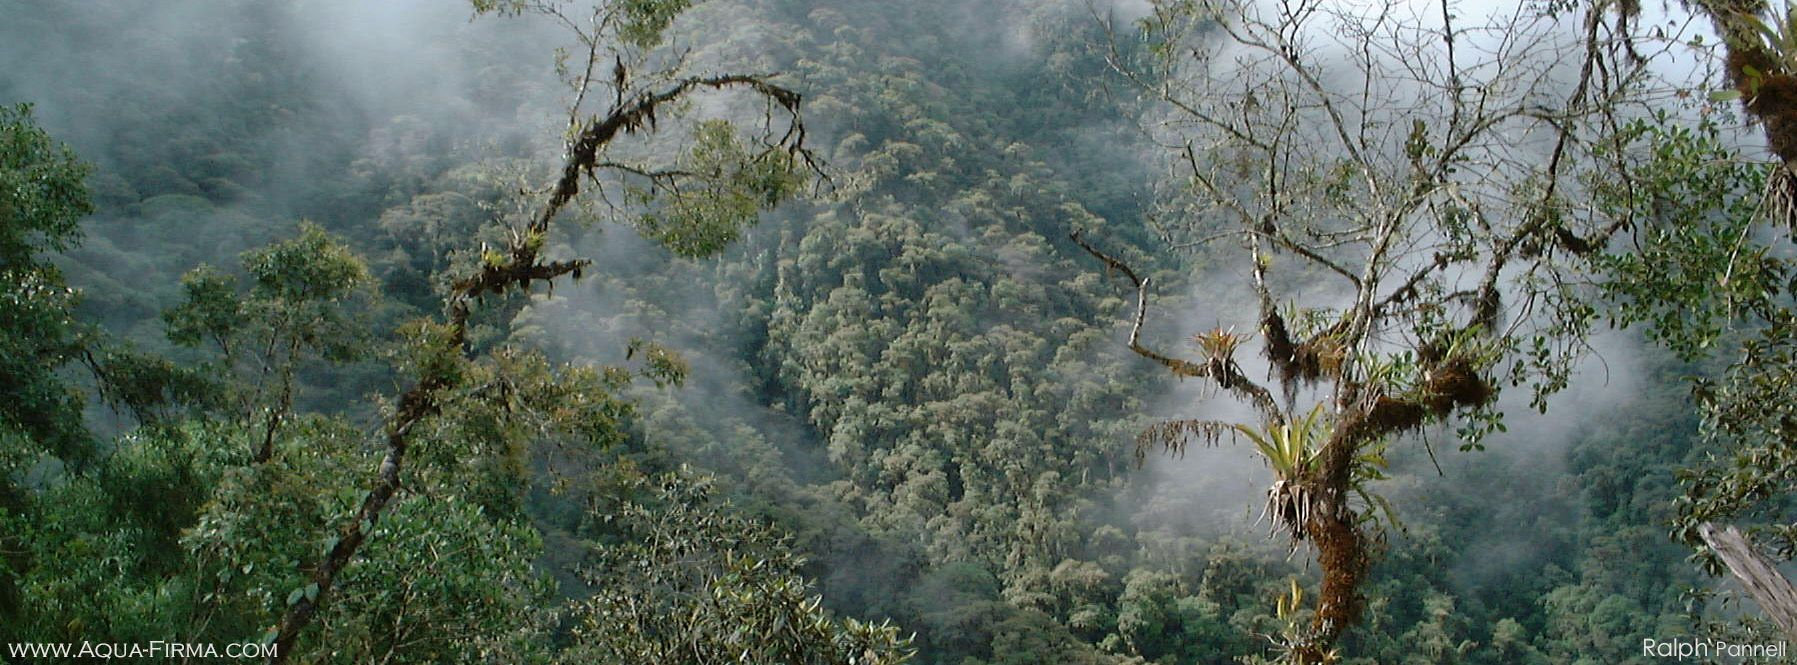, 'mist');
0,0,1747,662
